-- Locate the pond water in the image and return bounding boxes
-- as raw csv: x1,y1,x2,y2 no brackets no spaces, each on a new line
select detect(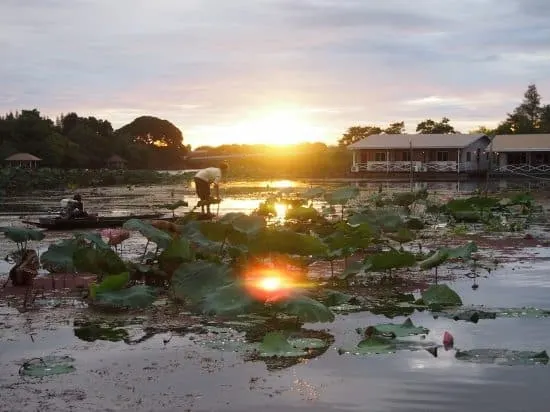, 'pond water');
1,178,550,411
